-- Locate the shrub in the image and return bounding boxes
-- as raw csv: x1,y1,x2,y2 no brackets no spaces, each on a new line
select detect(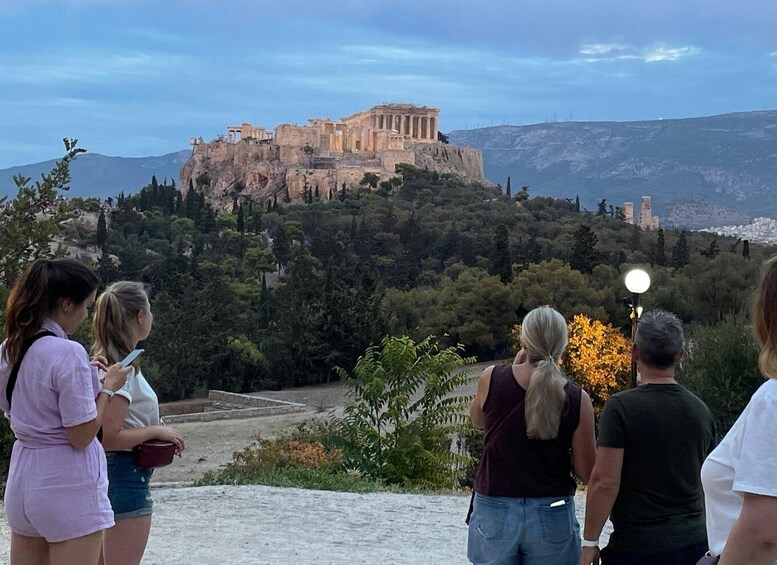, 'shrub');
333,335,476,488
676,316,763,434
